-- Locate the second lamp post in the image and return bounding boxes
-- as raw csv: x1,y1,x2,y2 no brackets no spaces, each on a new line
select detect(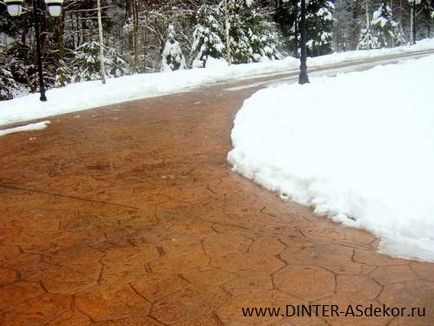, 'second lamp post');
409,0,421,45
299,0,309,85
